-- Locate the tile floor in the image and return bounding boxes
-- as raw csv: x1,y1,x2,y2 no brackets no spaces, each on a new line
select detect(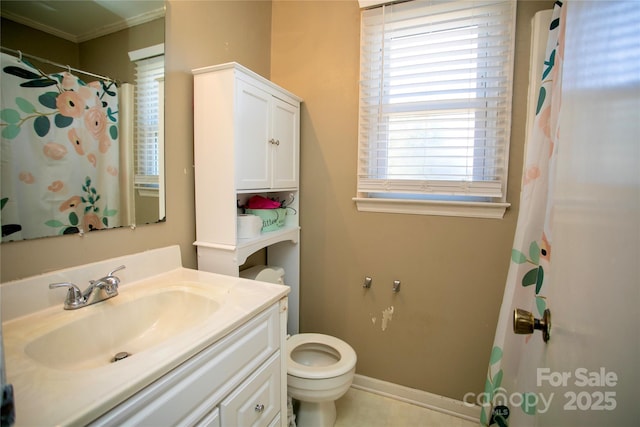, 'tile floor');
334,388,479,427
